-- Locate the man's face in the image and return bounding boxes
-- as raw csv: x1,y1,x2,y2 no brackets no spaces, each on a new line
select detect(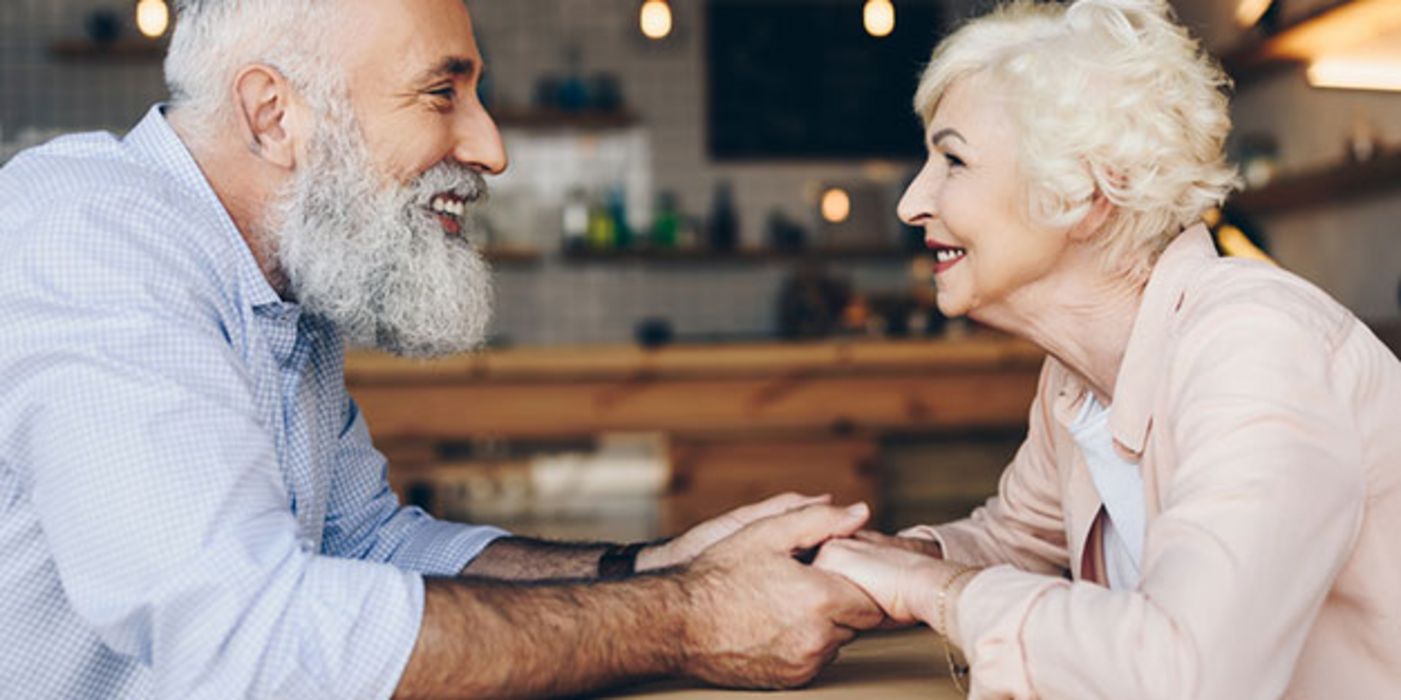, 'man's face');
269,0,507,358
342,0,506,199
